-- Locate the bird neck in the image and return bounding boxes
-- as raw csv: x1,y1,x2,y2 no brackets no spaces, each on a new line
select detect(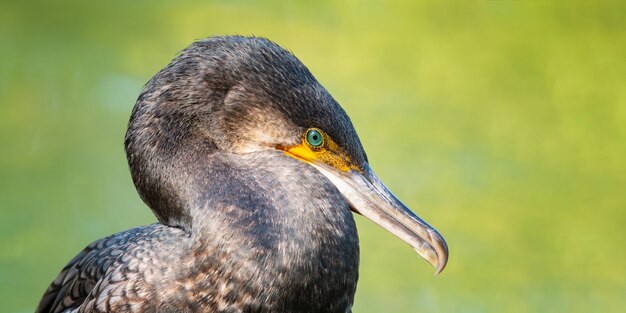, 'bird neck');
179,151,360,310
